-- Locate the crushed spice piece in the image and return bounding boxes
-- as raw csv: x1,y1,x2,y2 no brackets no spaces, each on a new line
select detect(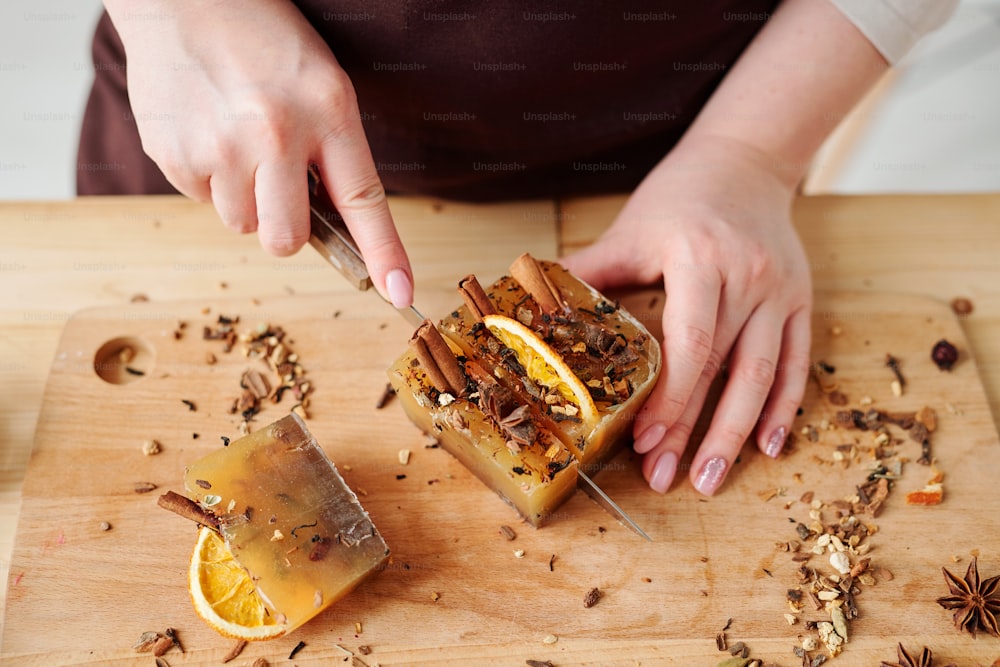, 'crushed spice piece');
375,383,395,409
526,661,554,667
931,339,959,371
583,587,603,608
134,481,158,494
142,439,161,456
950,297,974,316
288,640,307,659
499,525,516,541
357,645,372,655
221,639,247,663
181,399,197,411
